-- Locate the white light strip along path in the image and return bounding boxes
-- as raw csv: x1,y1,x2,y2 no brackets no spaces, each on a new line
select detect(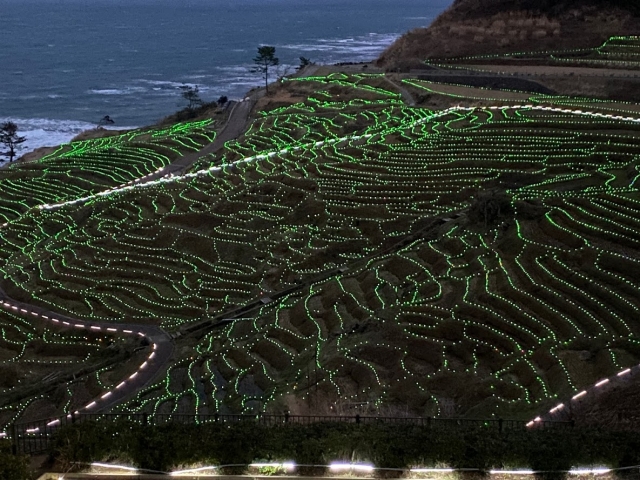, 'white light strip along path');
37,105,640,212
0,299,159,434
